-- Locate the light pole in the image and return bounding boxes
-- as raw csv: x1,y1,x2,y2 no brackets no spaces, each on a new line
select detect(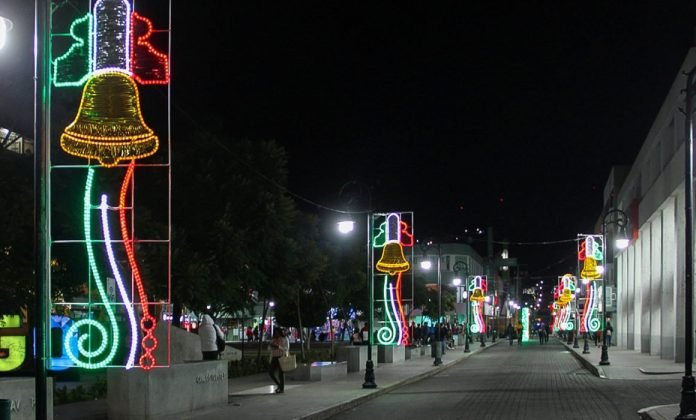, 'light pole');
419,242,442,366
678,65,696,419
363,213,377,388
452,261,470,353
336,185,377,388
599,208,629,366
33,1,51,418
269,301,275,339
